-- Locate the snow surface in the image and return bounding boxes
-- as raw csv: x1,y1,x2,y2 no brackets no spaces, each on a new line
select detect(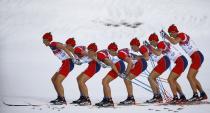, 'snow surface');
0,0,210,113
